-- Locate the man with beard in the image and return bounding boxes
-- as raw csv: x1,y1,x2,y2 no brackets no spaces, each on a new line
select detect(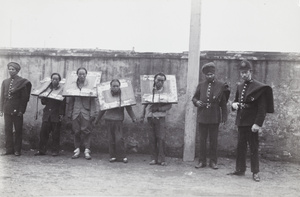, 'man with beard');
192,62,230,170
0,62,32,156
140,72,172,166
34,73,66,156
228,60,274,182
67,67,98,160
94,79,137,163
